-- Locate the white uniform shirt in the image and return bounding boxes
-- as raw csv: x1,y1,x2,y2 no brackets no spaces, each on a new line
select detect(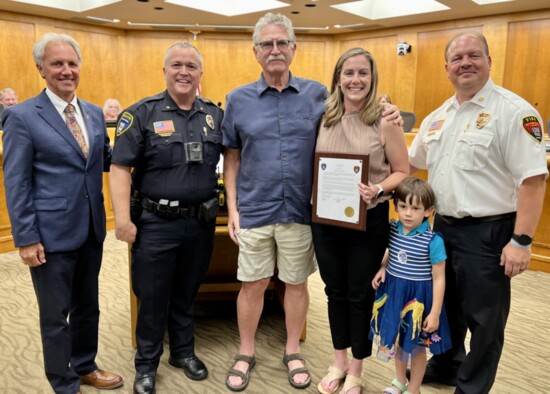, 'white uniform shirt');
409,78,548,218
